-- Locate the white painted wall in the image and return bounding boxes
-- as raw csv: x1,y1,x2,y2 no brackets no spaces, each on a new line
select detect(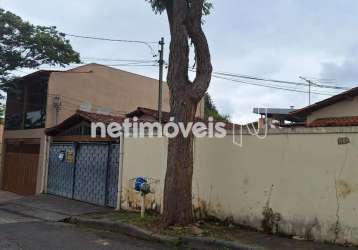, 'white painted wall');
121,127,358,245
